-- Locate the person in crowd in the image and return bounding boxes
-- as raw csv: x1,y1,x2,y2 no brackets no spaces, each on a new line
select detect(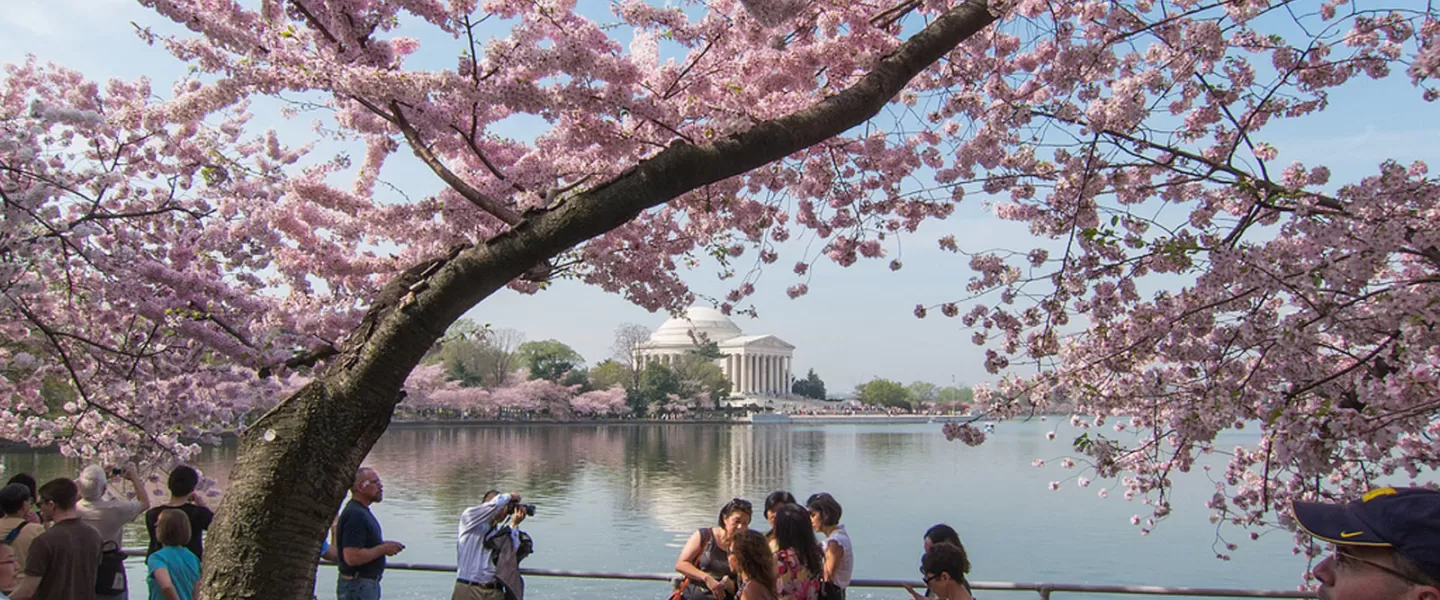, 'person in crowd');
0,479,37,526
336,468,404,600
11,478,102,600
727,529,778,600
906,524,974,599
912,542,973,600
0,486,42,595
144,466,212,560
1293,486,1440,600
453,490,529,600
763,492,795,529
675,497,752,600
0,542,18,600
77,465,151,600
804,493,851,600
146,510,199,600
770,504,821,600
762,492,796,551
